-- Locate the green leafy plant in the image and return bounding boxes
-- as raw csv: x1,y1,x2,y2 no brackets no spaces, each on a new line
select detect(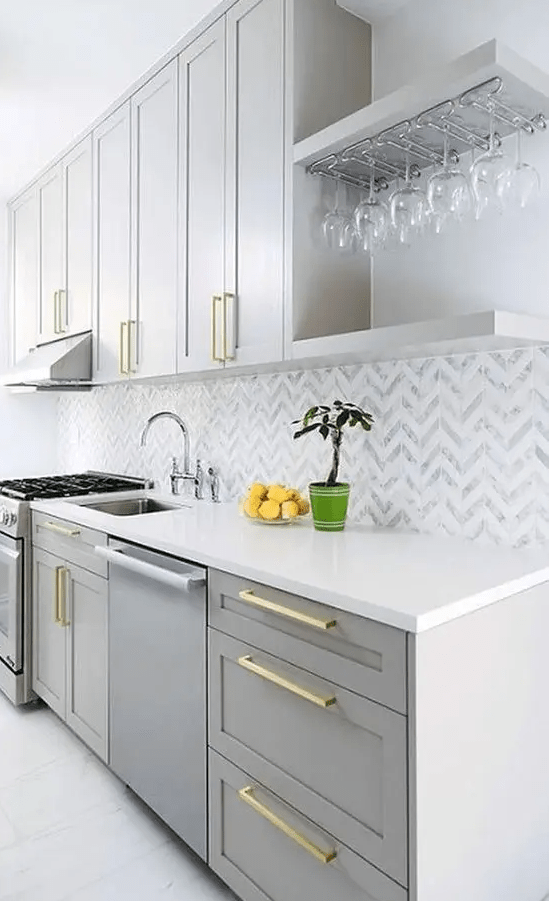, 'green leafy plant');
293,400,374,487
